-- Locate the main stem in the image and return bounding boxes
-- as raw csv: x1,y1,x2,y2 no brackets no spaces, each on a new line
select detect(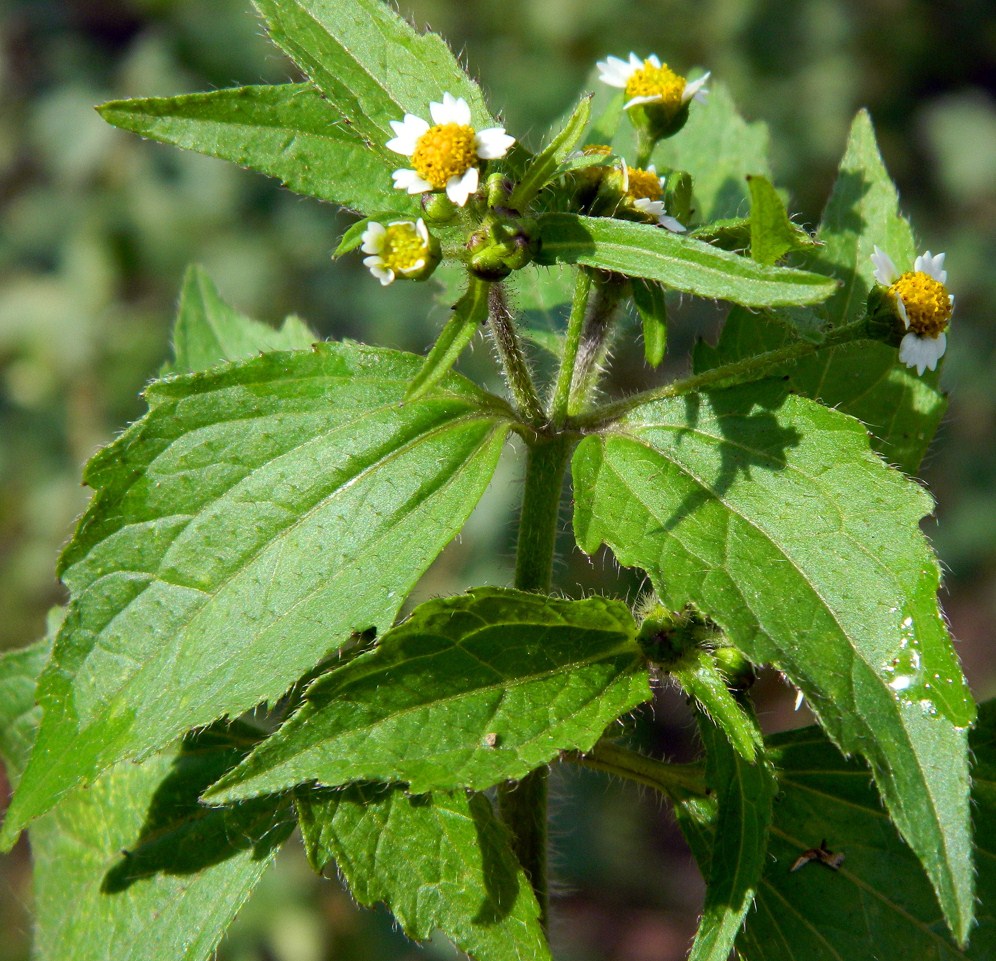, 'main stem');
499,433,572,930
